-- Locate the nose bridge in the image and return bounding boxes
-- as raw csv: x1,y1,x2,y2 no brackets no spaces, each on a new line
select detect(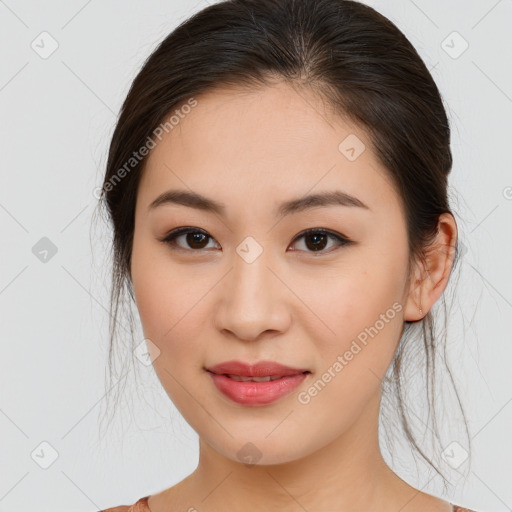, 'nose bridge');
231,236,277,312
214,235,290,339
